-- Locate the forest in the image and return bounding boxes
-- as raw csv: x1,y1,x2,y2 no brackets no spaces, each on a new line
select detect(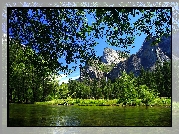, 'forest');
9,40,172,106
